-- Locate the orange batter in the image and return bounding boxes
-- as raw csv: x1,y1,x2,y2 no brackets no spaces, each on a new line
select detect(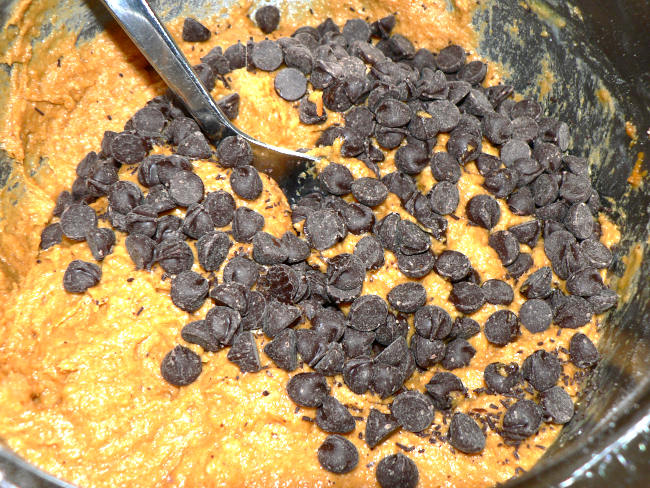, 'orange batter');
0,1,619,487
